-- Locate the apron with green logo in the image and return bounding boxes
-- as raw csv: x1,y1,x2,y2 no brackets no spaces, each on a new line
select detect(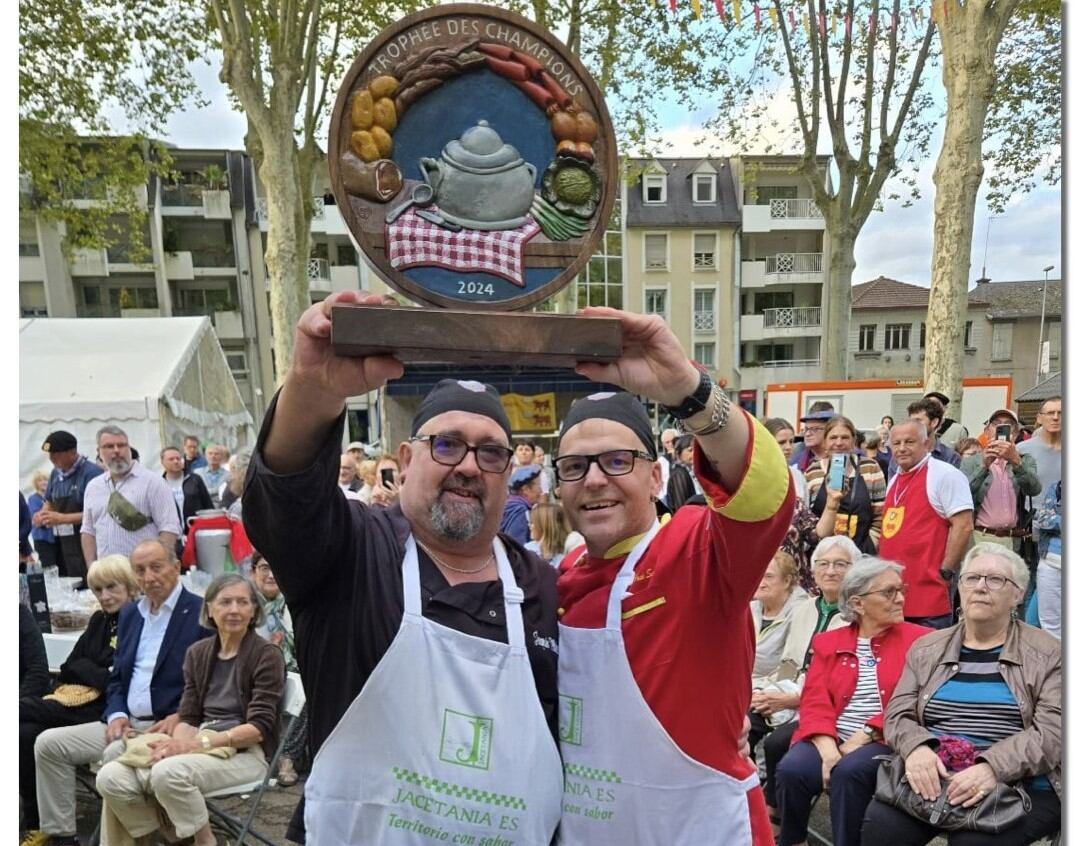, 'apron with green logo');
556,523,758,844
304,535,562,845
